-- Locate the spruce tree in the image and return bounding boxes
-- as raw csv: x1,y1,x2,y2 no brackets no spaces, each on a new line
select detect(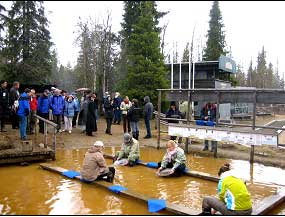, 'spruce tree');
203,1,227,61
125,1,168,104
182,42,190,62
3,1,53,84
256,46,267,88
